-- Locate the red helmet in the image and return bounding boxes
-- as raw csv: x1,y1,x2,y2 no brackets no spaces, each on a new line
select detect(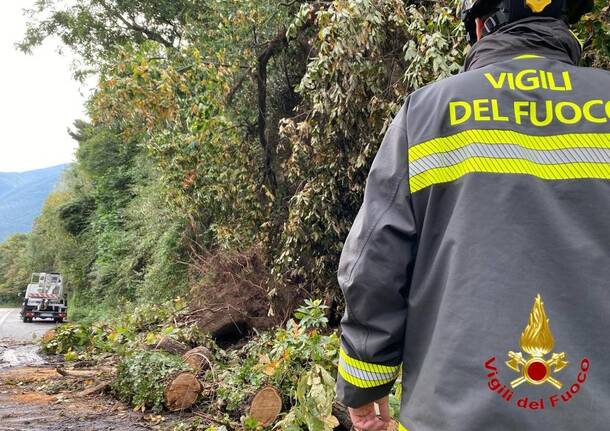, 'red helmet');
461,0,594,44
